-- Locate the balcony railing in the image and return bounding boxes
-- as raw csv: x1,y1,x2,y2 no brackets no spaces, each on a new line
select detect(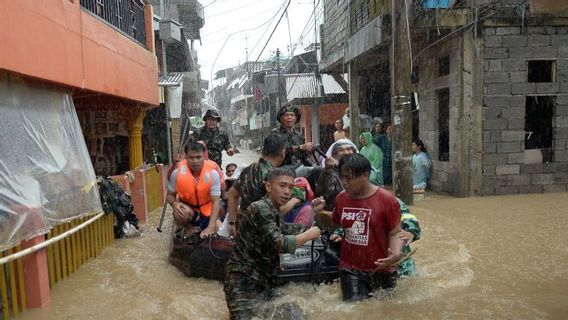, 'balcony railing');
80,0,147,47
350,0,390,35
